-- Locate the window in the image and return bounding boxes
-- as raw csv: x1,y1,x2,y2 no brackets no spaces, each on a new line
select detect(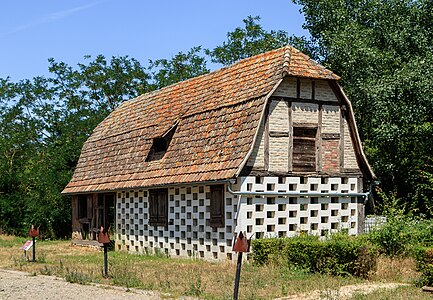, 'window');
292,127,317,172
210,185,225,228
149,189,168,226
78,195,88,219
146,124,177,161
